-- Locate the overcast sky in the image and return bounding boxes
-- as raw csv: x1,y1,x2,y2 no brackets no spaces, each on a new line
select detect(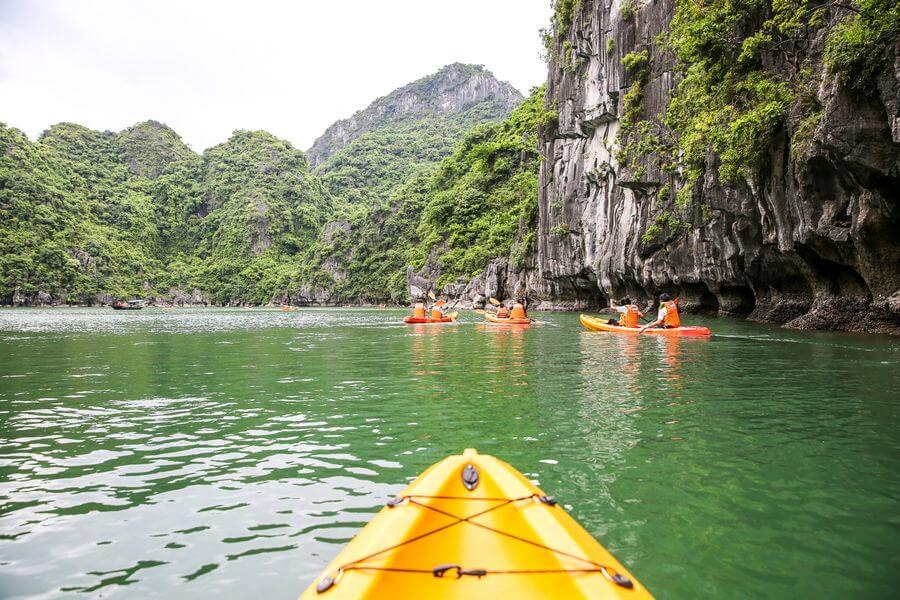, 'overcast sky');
0,0,551,151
